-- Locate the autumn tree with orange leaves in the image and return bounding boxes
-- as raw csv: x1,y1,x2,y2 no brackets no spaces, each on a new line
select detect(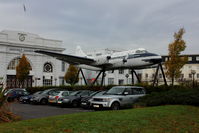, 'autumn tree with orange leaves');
64,65,79,85
165,28,188,86
16,54,31,86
